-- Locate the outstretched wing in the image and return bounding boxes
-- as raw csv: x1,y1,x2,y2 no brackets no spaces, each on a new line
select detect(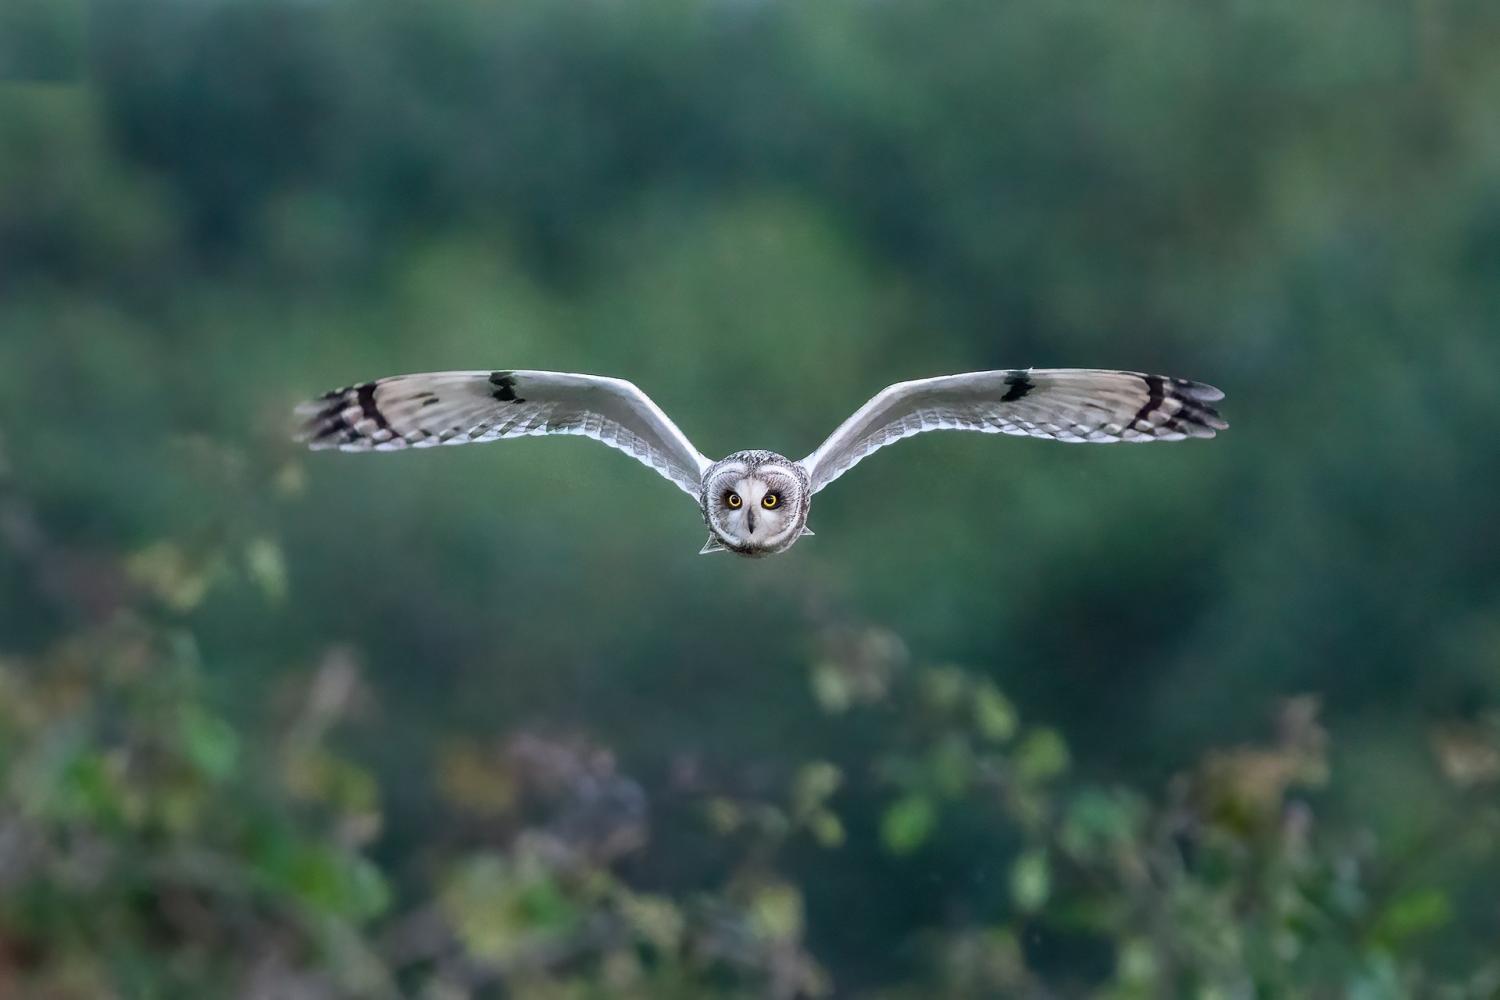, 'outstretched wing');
296,370,712,497
800,368,1227,494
